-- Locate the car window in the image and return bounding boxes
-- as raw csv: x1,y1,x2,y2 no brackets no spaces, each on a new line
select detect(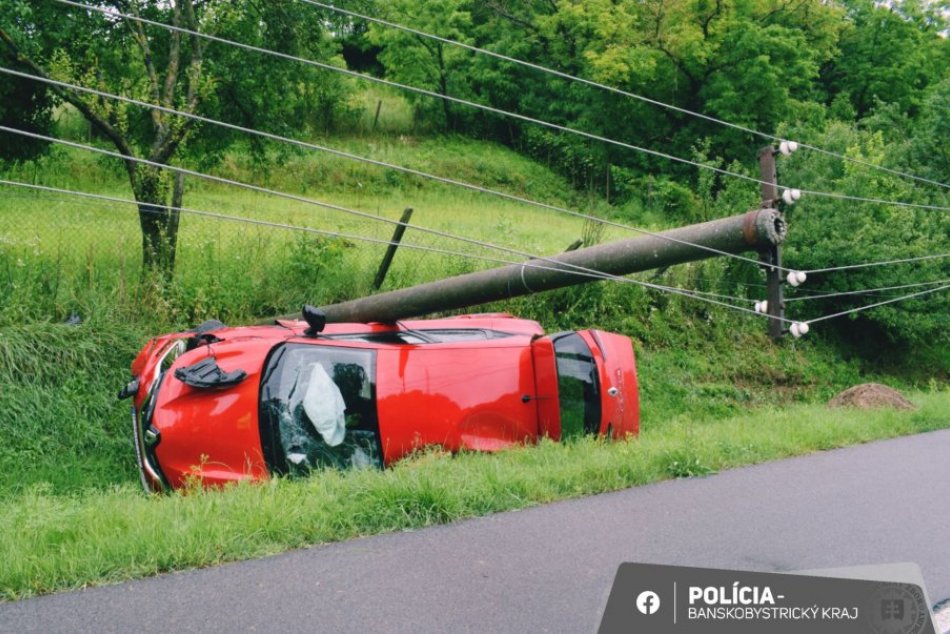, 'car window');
552,333,602,439
259,344,381,475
